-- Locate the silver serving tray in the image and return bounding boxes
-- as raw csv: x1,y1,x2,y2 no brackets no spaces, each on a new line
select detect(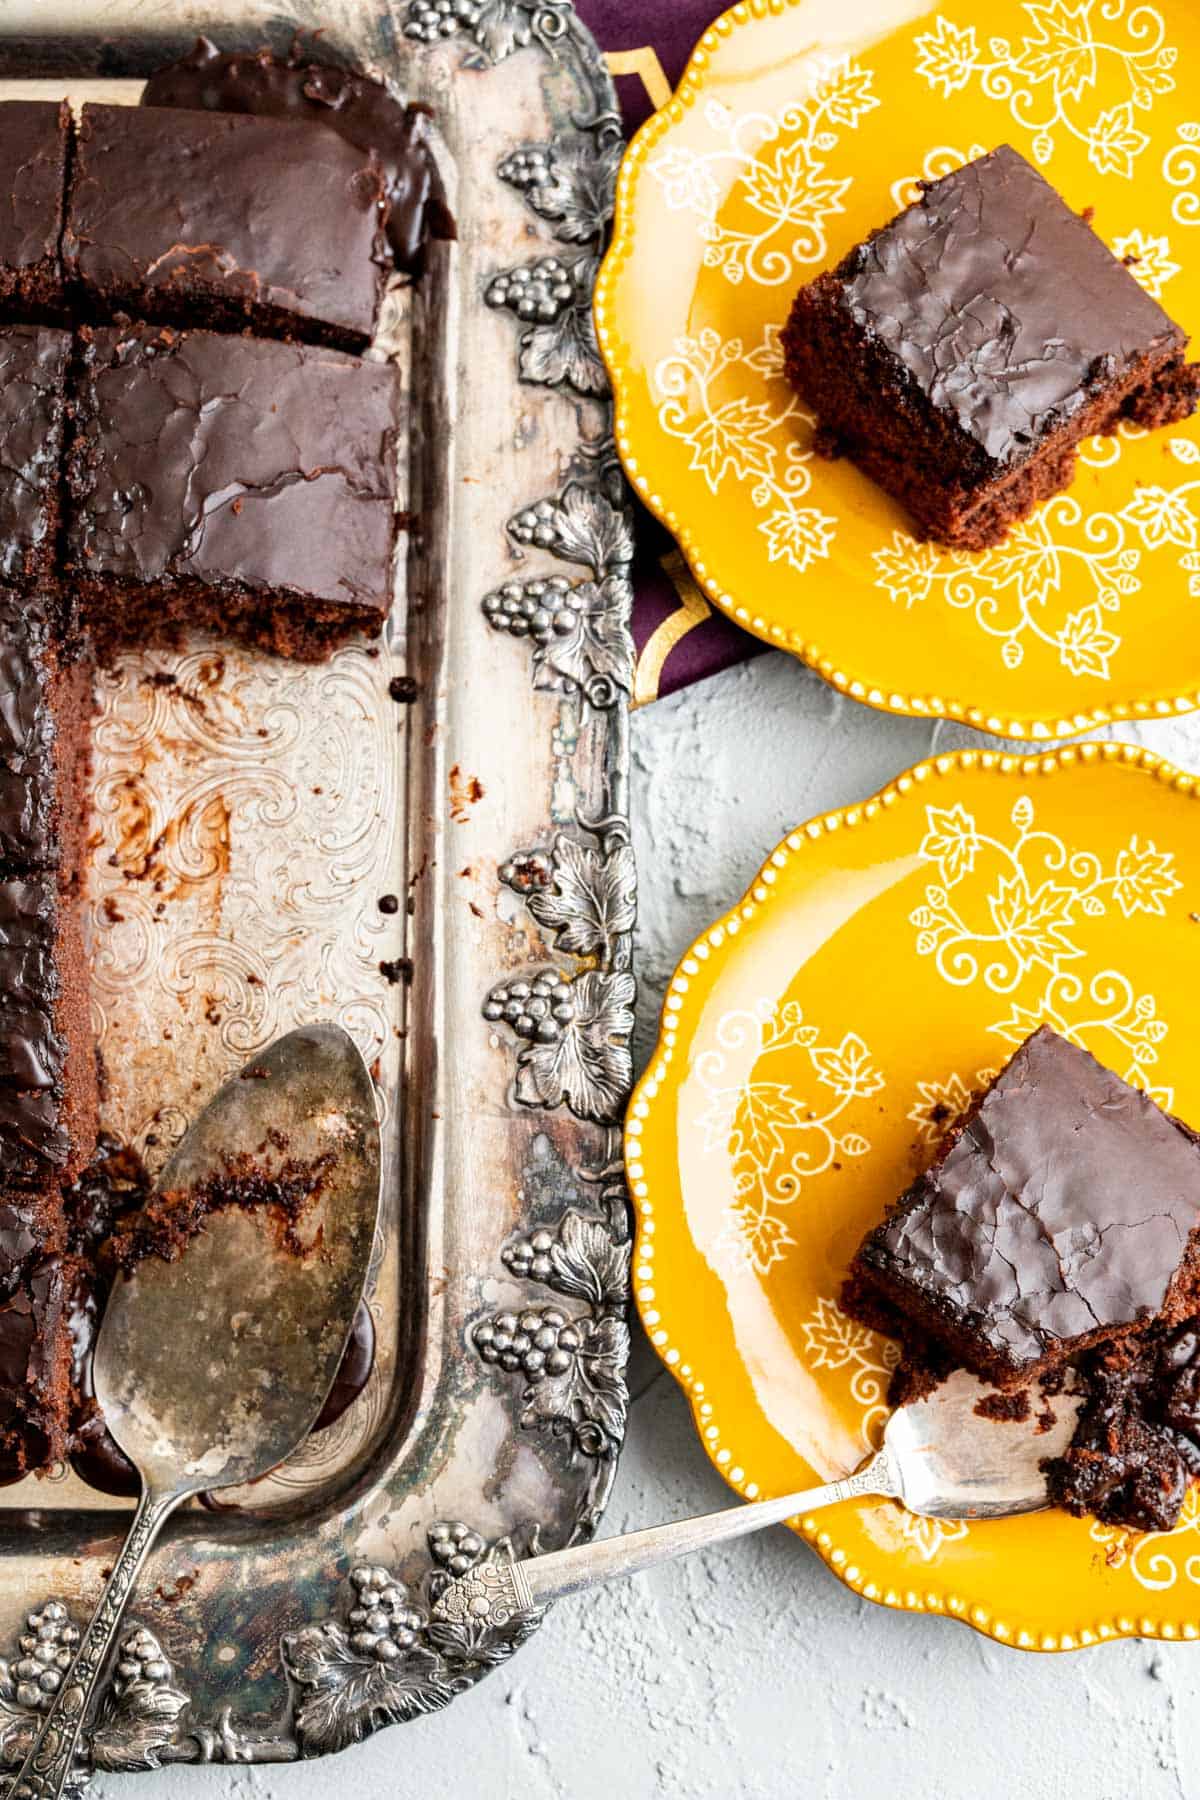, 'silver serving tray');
0,0,633,1780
